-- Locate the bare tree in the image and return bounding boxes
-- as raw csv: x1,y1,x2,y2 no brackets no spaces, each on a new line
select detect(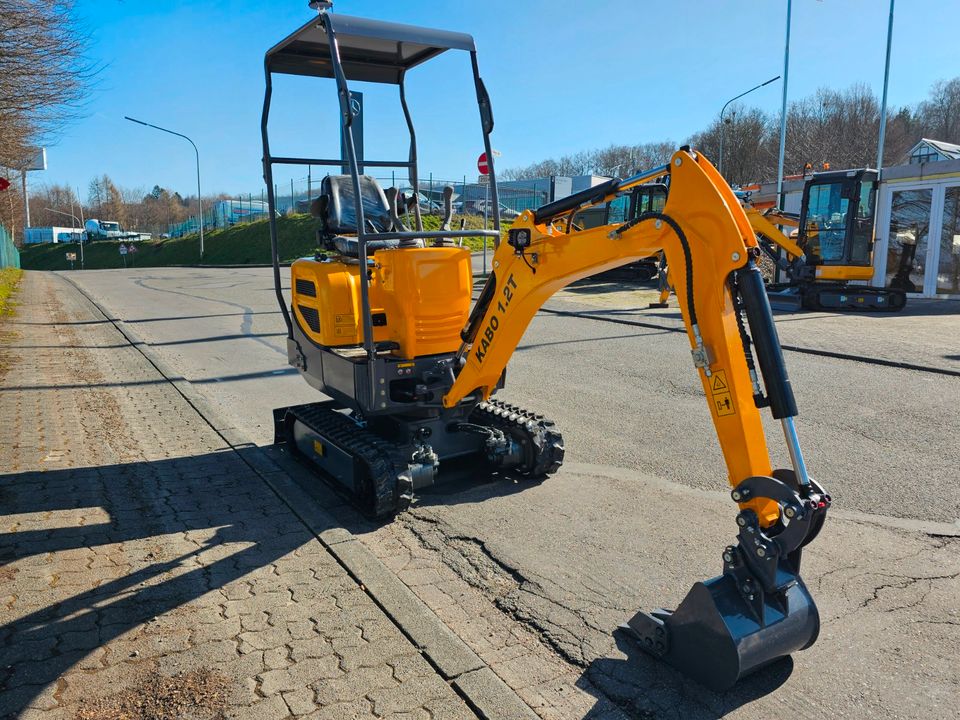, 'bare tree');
0,1,96,238
916,77,960,144
502,78,960,186
501,141,676,180
0,0,96,167
27,184,81,227
688,105,775,185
